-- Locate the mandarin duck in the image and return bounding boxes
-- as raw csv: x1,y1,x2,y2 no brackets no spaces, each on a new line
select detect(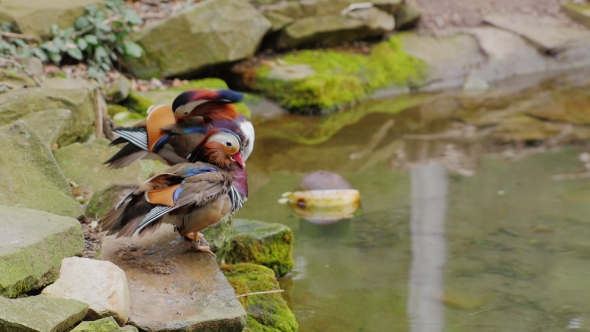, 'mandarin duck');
101,129,248,256
104,88,255,168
